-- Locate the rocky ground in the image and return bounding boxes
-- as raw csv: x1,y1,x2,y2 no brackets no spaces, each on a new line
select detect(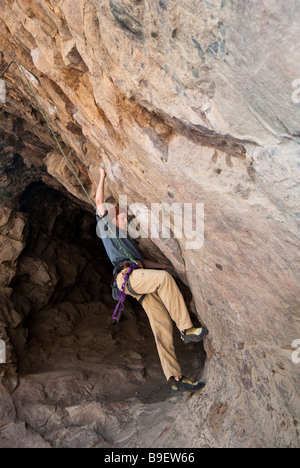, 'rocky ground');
1,300,206,449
